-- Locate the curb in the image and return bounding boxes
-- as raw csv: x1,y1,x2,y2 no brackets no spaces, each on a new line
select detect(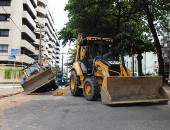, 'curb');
0,91,23,99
